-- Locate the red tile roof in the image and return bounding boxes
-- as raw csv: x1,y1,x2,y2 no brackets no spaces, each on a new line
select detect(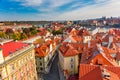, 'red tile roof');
70,28,91,36
38,28,48,36
81,44,118,66
94,32,106,39
59,43,87,57
102,34,120,43
59,43,79,57
69,36,83,43
77,29,91,36
79,64,120,80
0,41,28,57
35,43,49,57
116,52,120,60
